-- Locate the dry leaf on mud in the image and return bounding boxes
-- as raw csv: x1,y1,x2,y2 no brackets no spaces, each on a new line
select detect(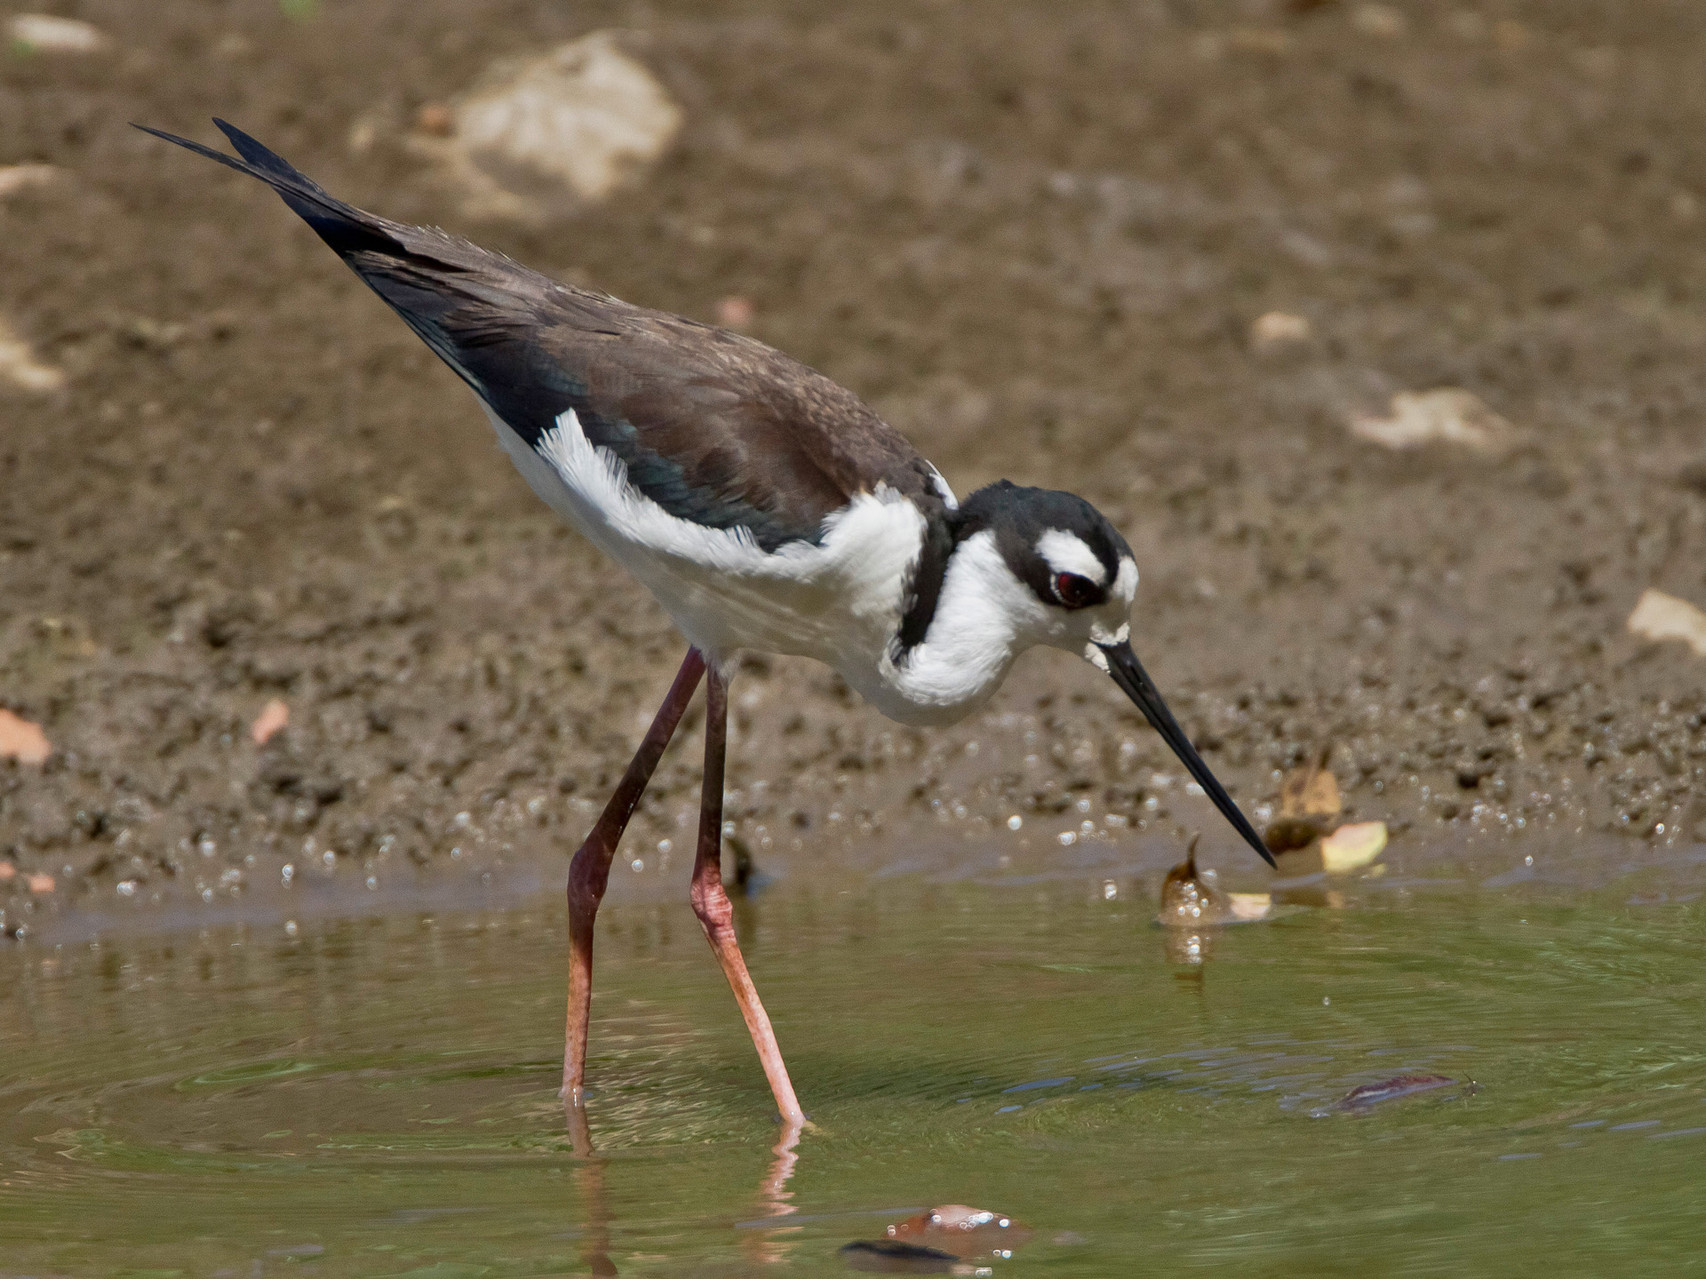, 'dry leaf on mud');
1321,821,1388,873
251,698,290,745
1159,846,1272,926
0,709,51,764
1266,749,1341,855
0,862,14,882
25,872,55,893
1350,388,1515,454
1626,588,1706,658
